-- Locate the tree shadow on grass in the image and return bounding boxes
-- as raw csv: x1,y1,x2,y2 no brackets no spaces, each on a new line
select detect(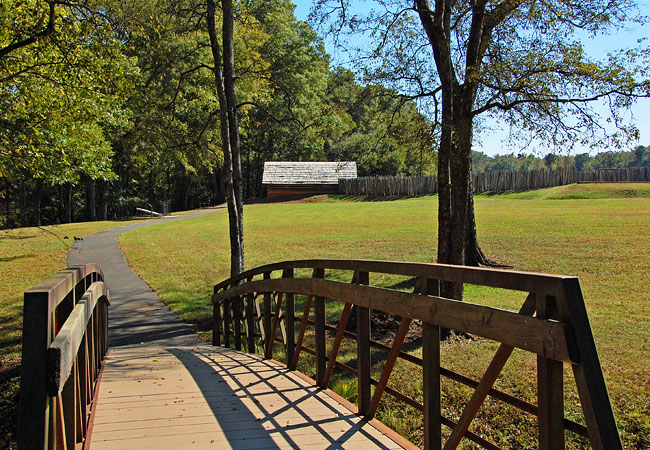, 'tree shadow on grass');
330,194,435,202
0,253,38,262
